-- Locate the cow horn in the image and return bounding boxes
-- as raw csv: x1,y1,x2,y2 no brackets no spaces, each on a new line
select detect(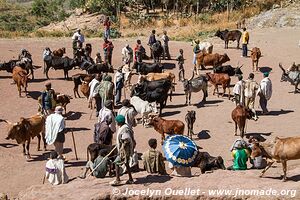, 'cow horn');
238,64,244,69
1,119,12,125
278,63,286,74
188,71,195,81
26,70,32,78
